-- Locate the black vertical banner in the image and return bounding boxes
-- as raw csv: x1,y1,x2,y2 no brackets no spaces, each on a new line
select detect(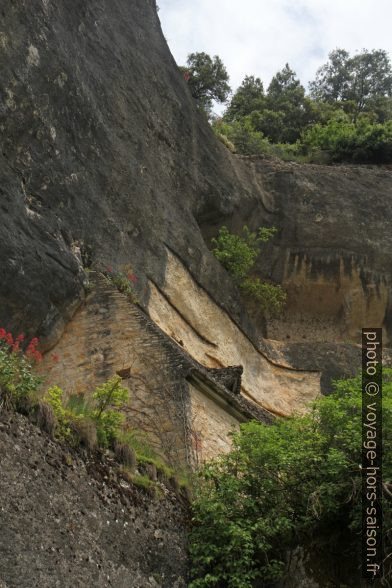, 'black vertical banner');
362,329,383,580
